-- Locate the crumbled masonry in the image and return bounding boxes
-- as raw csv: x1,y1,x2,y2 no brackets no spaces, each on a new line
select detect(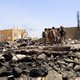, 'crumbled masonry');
0,39,80,80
